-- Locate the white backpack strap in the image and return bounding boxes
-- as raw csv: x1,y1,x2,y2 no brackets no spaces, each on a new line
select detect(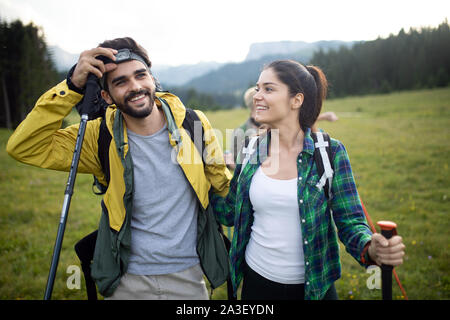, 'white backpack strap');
316,174,328,190
314,132,334,197
238,136,259,182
